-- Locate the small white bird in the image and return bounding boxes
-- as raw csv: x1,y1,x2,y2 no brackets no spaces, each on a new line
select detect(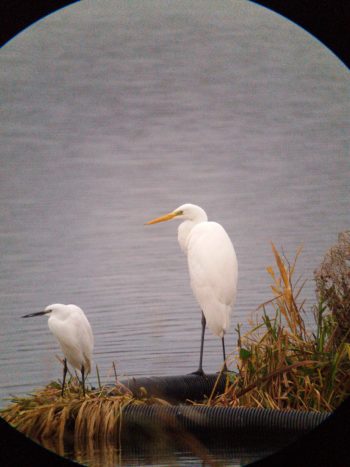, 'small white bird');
146,203,238,375
22,303,93,396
